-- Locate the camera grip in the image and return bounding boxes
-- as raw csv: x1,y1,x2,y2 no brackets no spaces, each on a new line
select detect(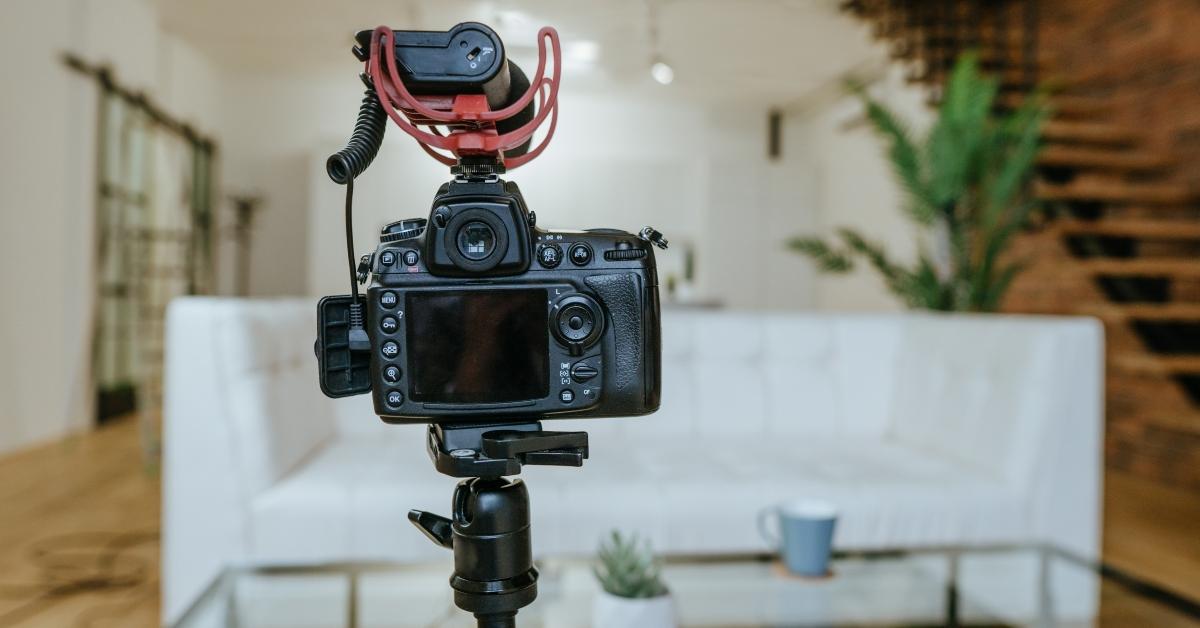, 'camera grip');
584,273,643,393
